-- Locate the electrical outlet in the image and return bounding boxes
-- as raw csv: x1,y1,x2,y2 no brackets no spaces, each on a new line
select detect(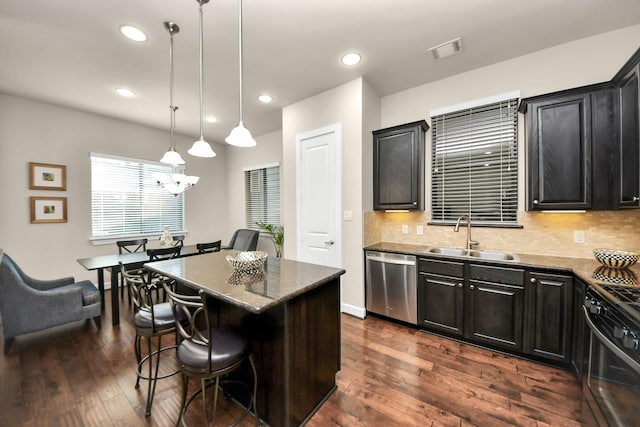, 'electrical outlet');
417,225,424,235
573,230,585,244
402,224,409,234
